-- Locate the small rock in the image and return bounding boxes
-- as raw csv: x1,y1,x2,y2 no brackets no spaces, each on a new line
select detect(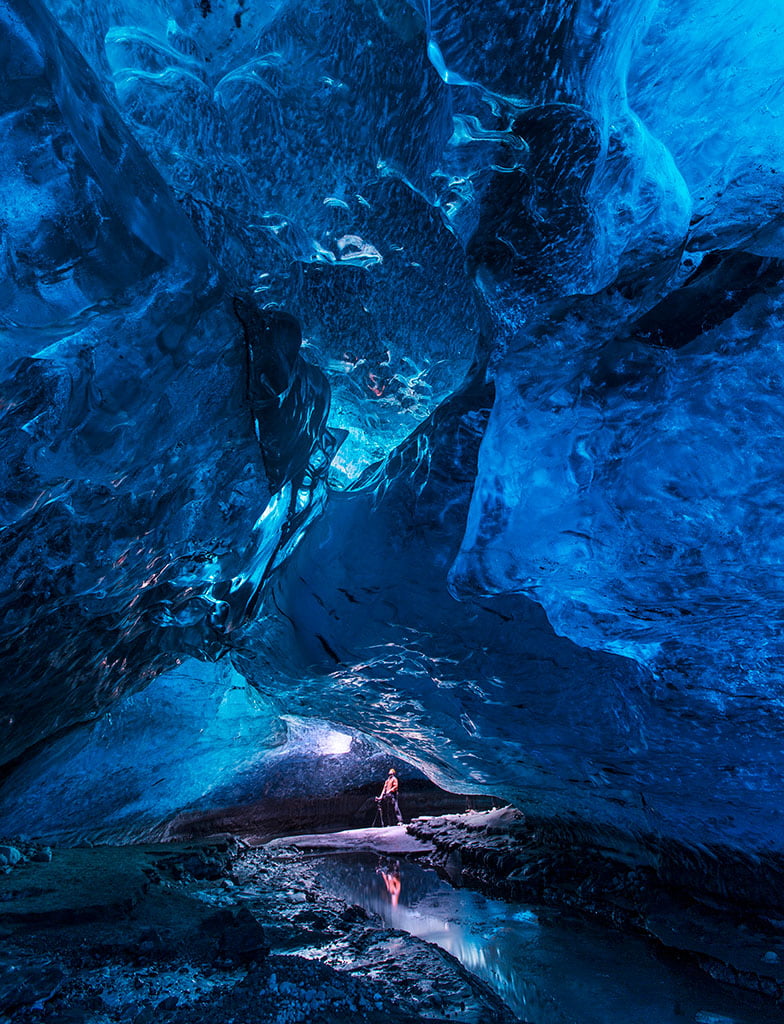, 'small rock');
200,907,267,963
762,950,779,964
30,847,52,864
140,928,168,951
0,847,21,866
